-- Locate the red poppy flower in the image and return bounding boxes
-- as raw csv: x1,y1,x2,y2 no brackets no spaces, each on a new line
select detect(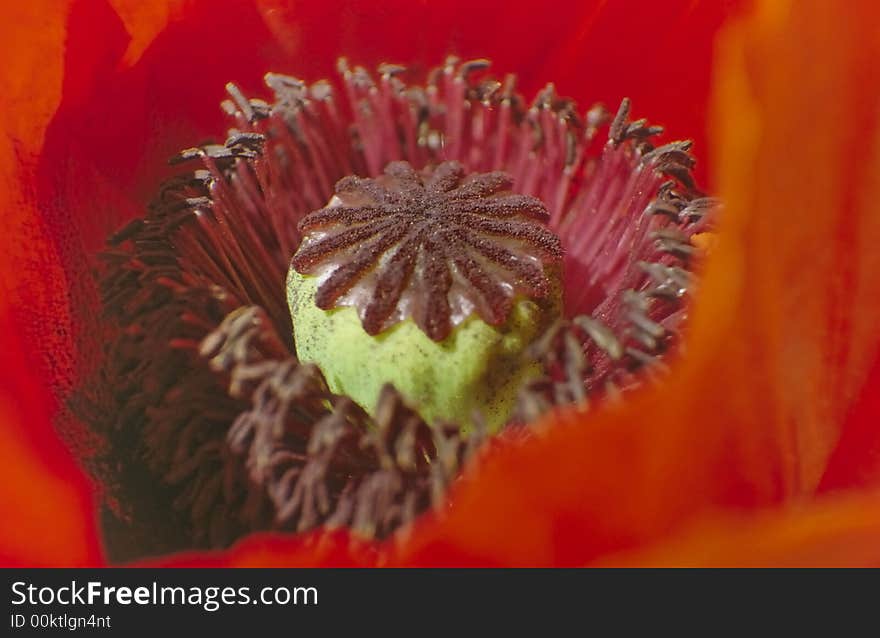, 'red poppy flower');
2,0,880,568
